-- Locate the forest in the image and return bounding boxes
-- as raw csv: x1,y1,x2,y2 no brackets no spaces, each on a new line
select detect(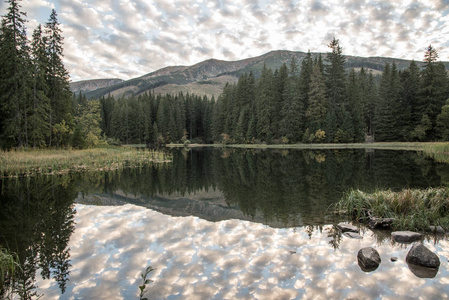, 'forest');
1,0,449,149
95,42,449,146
